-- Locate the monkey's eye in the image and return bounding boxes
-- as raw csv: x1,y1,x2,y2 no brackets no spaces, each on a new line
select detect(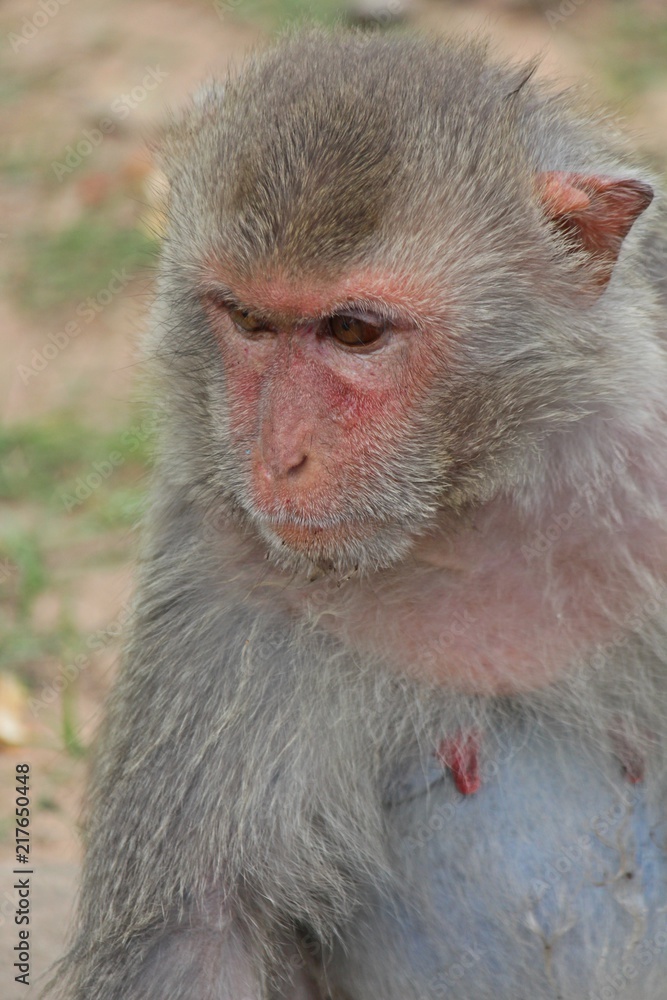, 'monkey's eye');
228,307,270,334
328,313,385,349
